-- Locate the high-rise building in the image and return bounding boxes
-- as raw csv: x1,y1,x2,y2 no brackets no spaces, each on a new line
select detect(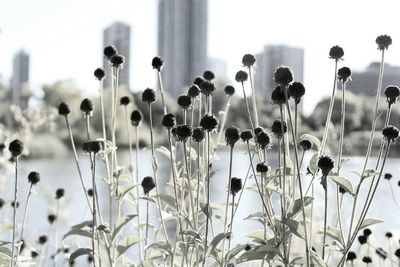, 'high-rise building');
103,22,131,89
11,50,30,107
254,45,304,95
347,62,400,96
158,0,208,98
